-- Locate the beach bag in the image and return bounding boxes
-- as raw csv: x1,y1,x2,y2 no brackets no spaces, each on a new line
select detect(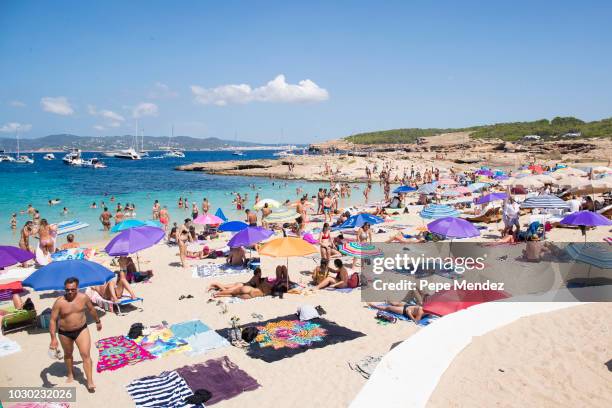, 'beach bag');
241,326,259,343
38,308,52,329
348,272,360,289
